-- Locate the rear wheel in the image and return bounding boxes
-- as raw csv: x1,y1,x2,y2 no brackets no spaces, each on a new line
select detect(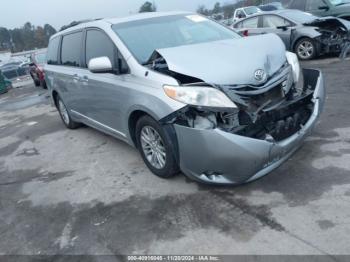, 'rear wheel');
40,79,47,89
31,74,40,86
295,38,317,60
56,95,80,129
136,116,179,179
